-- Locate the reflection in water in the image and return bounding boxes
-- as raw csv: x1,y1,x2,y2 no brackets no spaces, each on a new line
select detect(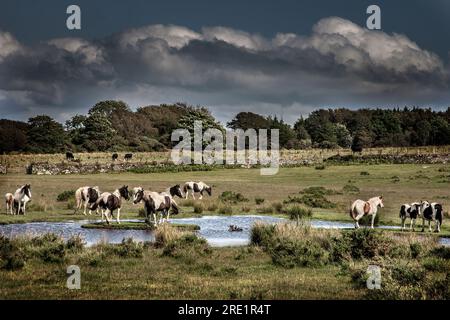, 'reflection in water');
0,215,448,247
